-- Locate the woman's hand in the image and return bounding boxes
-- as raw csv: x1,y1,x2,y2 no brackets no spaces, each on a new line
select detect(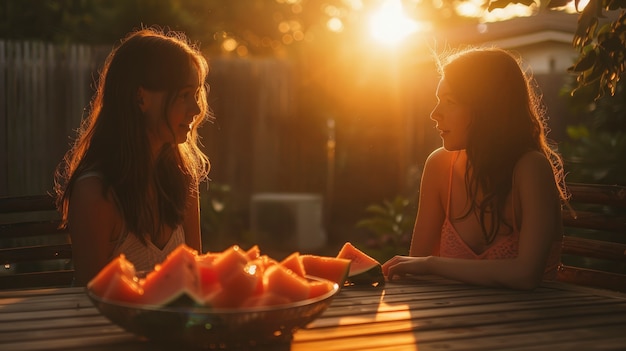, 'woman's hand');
382,255,431,281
